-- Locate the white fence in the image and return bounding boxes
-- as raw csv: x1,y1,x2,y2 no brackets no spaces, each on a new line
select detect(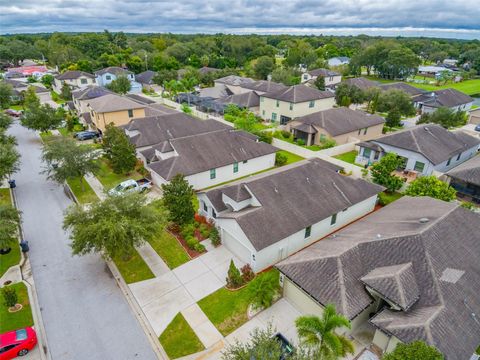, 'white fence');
317,140,360,157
